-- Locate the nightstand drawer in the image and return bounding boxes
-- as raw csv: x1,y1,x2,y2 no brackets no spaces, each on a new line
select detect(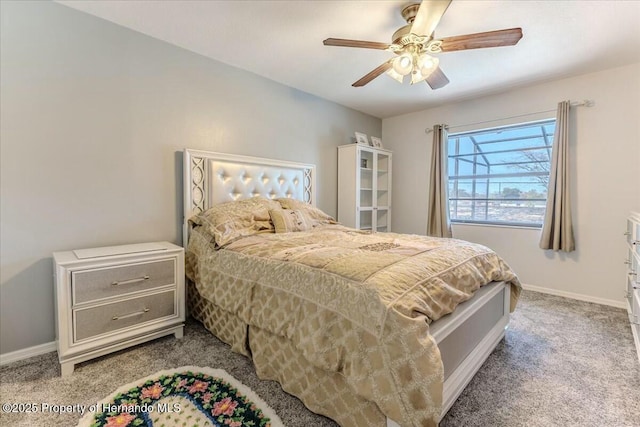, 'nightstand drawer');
72,259,175,304
74,290,176,342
